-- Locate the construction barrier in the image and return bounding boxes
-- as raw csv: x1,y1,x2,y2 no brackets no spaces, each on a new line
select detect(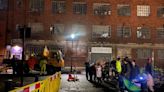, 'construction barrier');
9,72,61,92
